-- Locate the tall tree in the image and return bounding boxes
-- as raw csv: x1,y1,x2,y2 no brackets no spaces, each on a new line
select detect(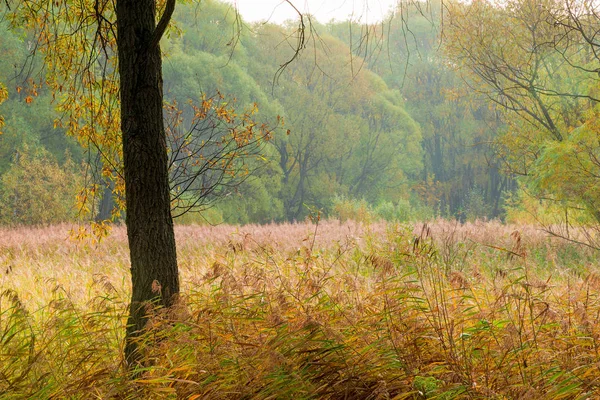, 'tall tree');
116,0,179,363
3,0,305,365
444,0,600,225
348,2,509,220
245,23,422,220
